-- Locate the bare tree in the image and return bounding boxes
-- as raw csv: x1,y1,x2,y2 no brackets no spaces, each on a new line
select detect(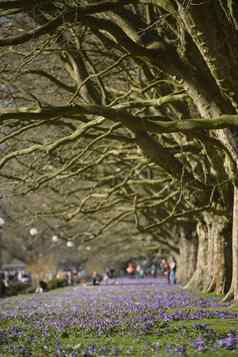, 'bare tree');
1,1,238,299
